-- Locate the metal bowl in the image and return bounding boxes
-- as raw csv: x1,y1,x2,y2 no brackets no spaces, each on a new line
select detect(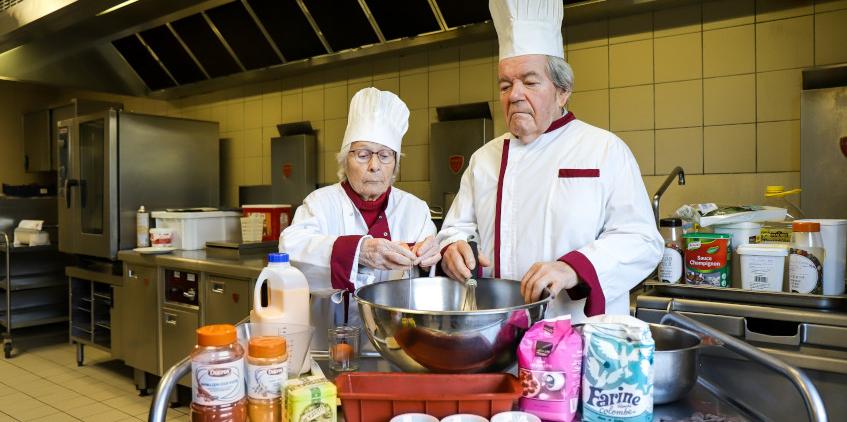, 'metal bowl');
650,323,703,404
354,277,551,373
